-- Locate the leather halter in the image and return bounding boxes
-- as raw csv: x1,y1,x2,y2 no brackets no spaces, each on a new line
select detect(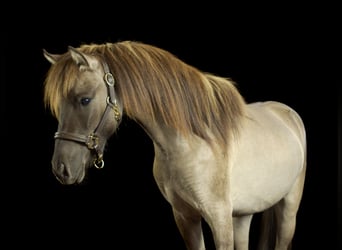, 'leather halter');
54,59,121,169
